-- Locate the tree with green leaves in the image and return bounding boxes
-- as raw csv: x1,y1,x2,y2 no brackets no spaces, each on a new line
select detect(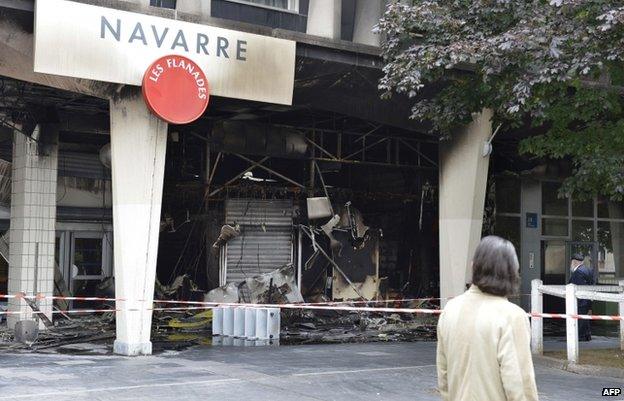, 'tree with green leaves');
377,0,624,199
